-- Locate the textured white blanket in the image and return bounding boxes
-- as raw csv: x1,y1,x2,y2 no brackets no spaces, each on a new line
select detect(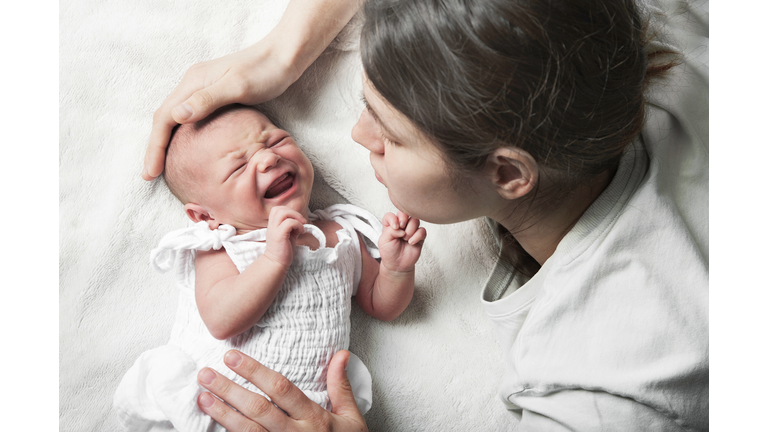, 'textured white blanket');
59,0,510,430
